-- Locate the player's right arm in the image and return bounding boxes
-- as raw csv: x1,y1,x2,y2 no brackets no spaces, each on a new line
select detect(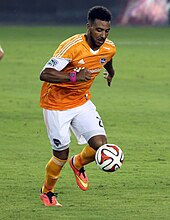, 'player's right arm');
40,68,91,83
40,57,91,83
